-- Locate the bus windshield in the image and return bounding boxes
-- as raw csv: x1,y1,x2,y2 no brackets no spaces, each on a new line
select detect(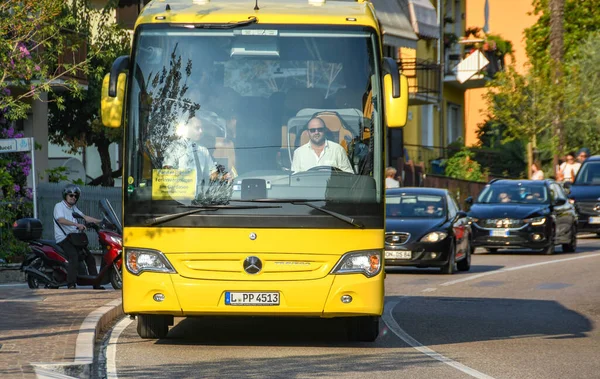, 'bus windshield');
124,24,383,228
